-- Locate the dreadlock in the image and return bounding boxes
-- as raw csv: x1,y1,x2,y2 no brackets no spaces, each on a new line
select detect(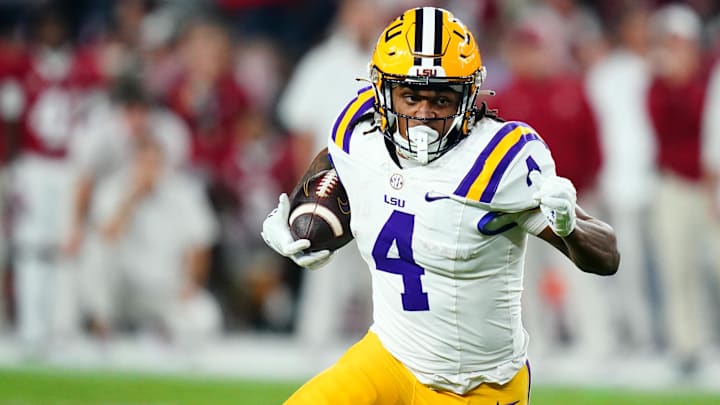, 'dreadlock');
476,101,504,123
